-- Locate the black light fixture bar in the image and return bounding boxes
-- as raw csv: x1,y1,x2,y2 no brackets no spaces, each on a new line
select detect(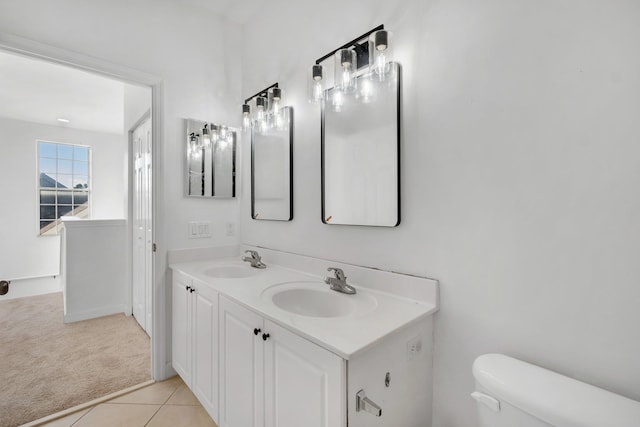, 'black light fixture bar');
314,24,384,66
244,82,279,104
